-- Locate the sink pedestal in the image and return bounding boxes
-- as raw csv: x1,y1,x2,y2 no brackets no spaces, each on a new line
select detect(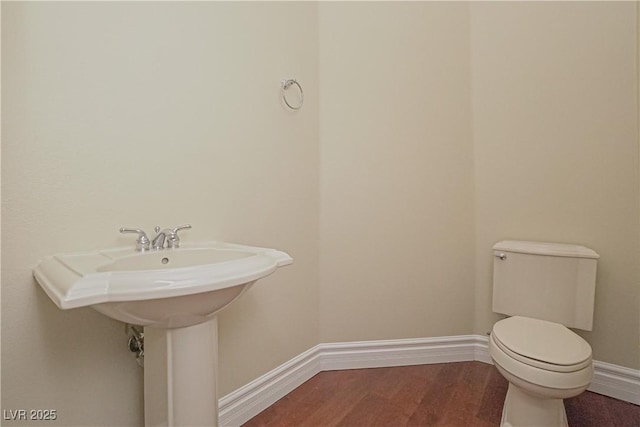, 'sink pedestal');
144,318,219,427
